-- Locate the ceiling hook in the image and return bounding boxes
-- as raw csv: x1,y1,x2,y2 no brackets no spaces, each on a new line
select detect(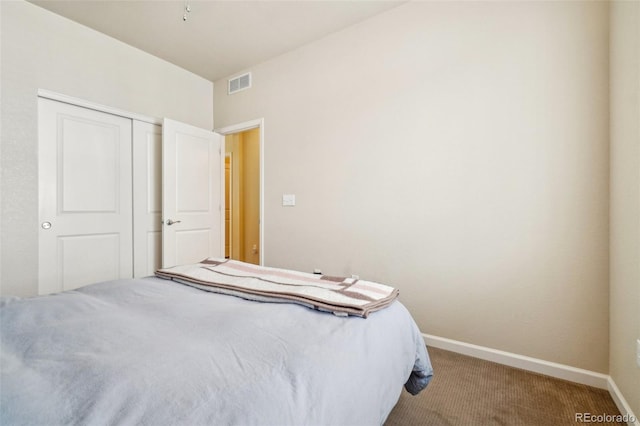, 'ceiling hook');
183,1,191,21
